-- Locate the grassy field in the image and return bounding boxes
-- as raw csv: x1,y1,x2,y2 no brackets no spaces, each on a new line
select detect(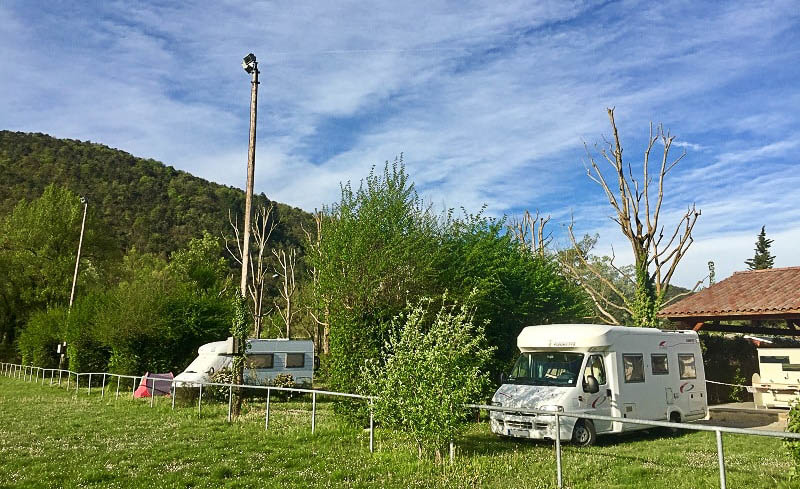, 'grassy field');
0,375,794,488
